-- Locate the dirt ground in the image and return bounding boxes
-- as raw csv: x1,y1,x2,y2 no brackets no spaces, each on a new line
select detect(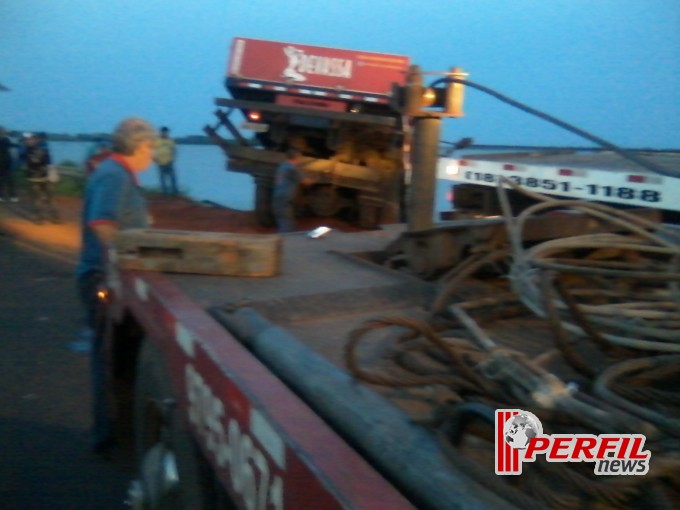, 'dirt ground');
0,195,361,259
149,196,362,234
